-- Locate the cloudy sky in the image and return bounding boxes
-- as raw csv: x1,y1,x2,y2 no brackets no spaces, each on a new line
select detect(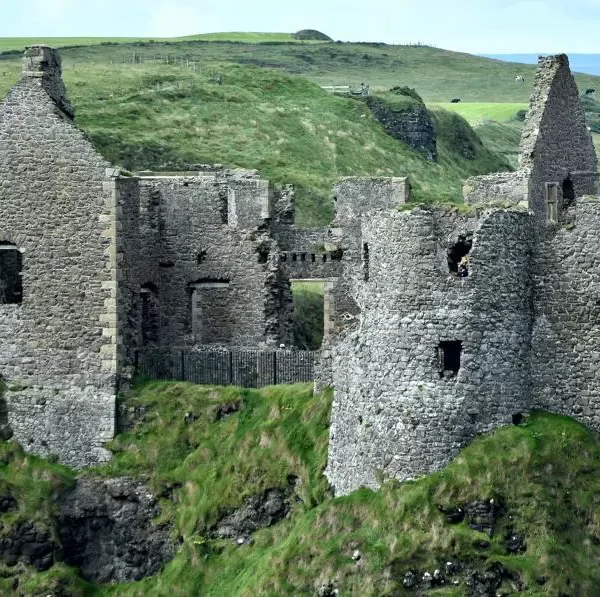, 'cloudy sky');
2,0,599,54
